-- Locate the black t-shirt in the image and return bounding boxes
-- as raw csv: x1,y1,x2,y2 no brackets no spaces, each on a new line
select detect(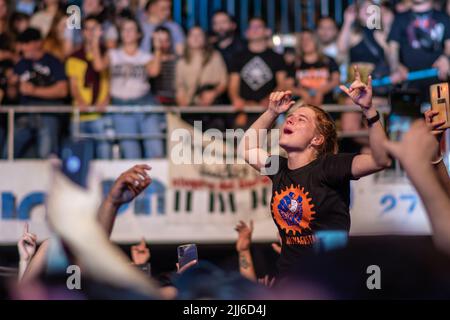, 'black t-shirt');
215,36,246,71
268,153,358,274
287,57,339,104
14,53,67,105
388,10,450,71
230,48,286,102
